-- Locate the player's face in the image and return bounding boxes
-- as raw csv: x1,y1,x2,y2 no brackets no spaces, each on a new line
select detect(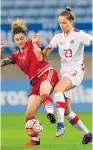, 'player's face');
58,16,72,32
14,33,27,49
